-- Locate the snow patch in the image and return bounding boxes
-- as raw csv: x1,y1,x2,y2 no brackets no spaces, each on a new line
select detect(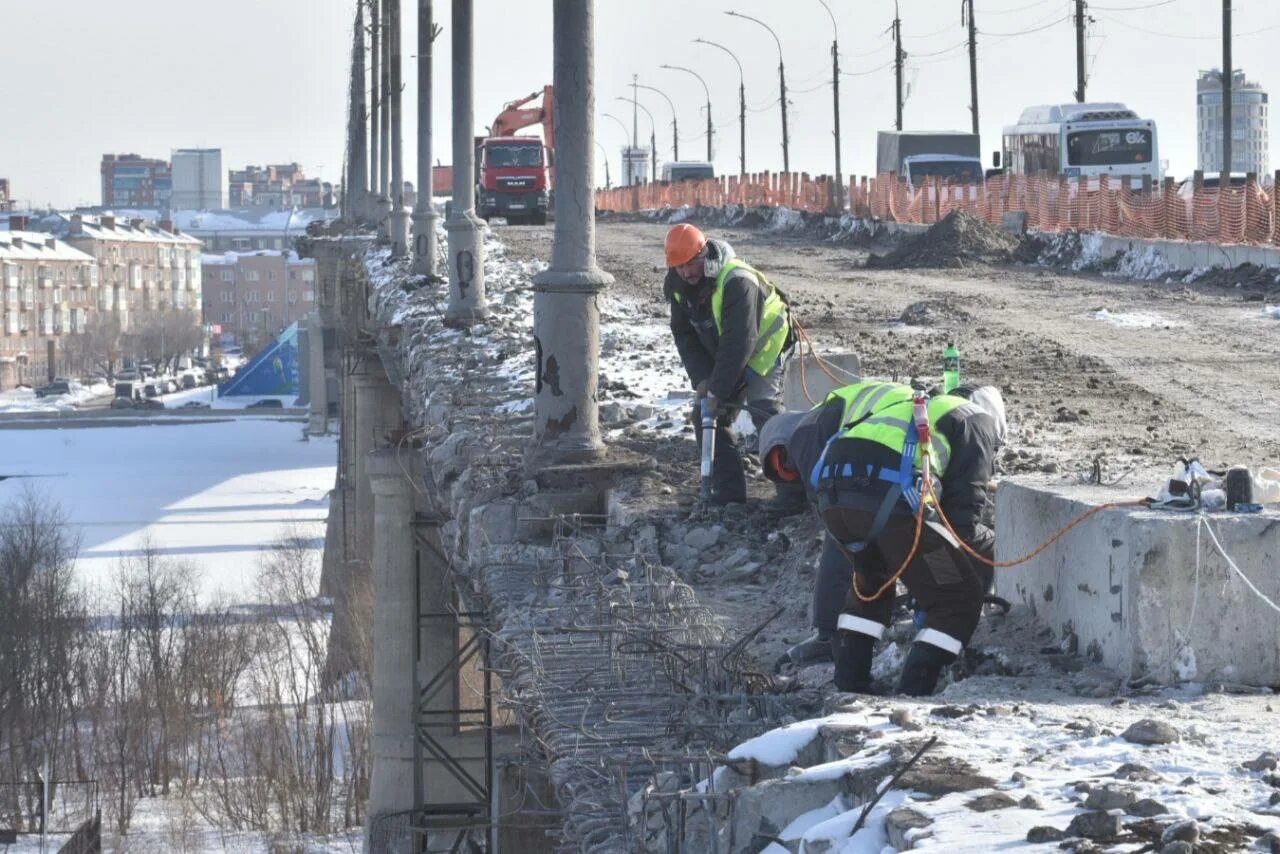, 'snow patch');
1089,308,1185,329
